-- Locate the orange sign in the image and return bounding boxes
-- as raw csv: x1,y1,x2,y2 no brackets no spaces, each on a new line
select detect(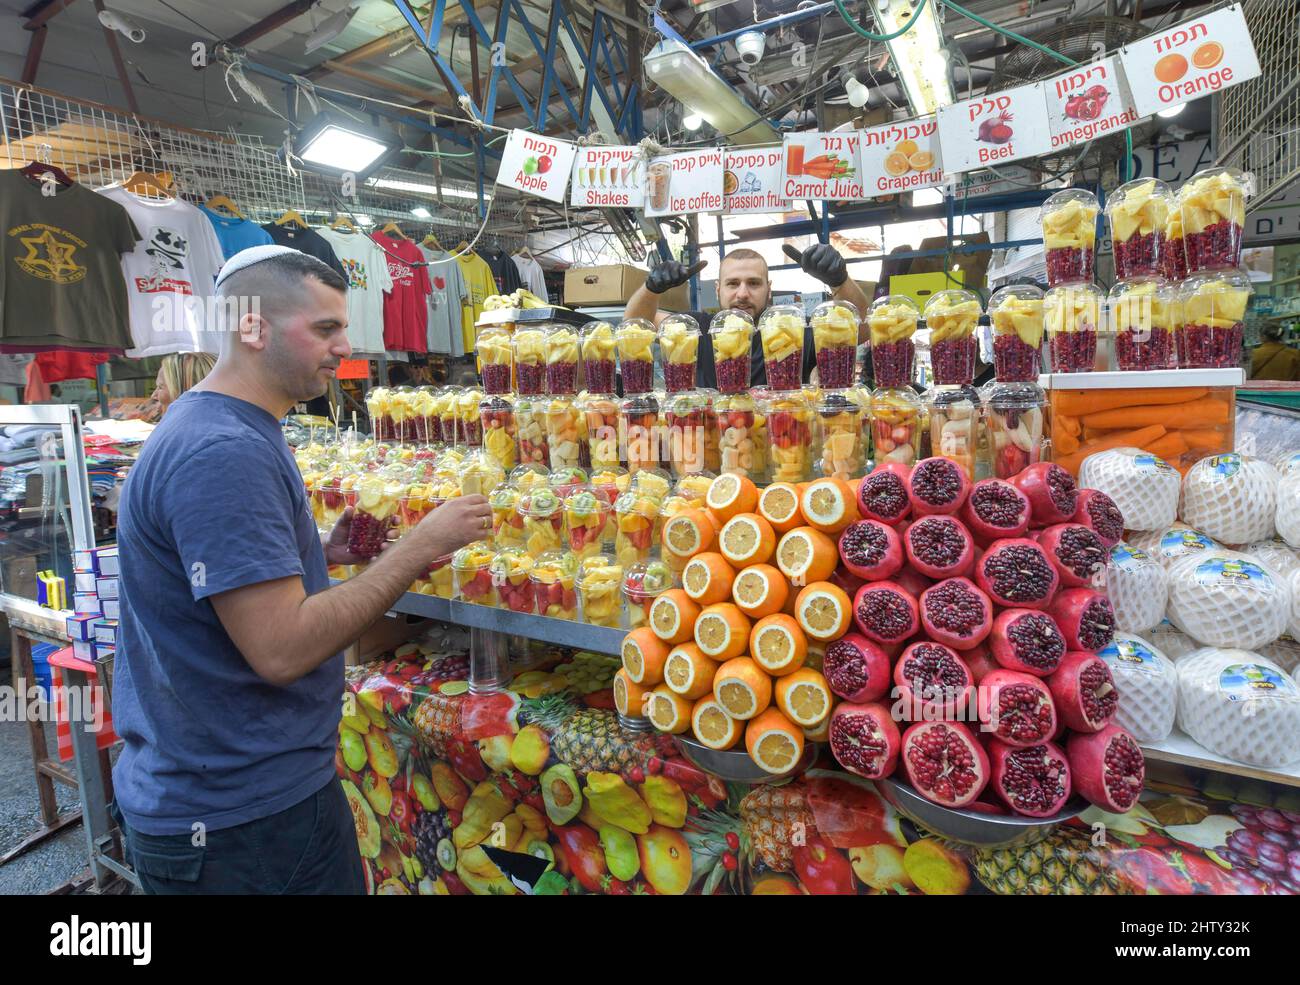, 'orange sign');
336,358,370,380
